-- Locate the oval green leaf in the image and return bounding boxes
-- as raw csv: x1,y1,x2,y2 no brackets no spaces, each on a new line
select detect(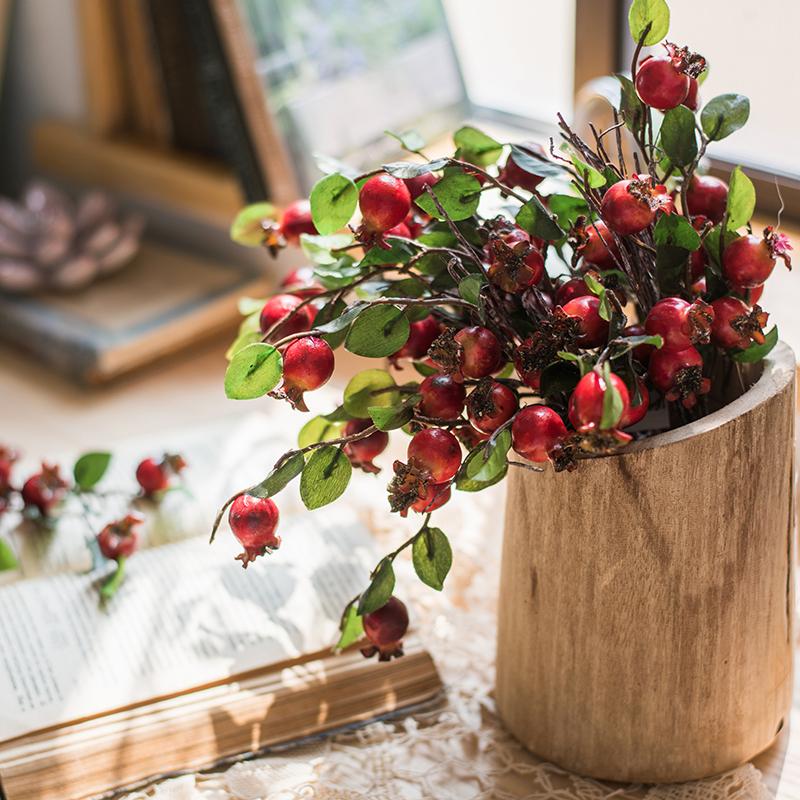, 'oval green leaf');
516,196,564,241
309,173,358,235
660,105,697,167
0,539,18,571
458,274,484,306
414,173,482,221
335,600,364,651
345,305,410,357
628,0,670,45
456,429,511,492
382,159,448,179
250,452,305,499
229,202,277,246
73,451,112,490
298,415,345,448
343,369,399,418
300,446,352,510
725,166,756,231
412,527,452,591
224,343,283,400
701,94,750,141
357,558,396,615
453,126,503,166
